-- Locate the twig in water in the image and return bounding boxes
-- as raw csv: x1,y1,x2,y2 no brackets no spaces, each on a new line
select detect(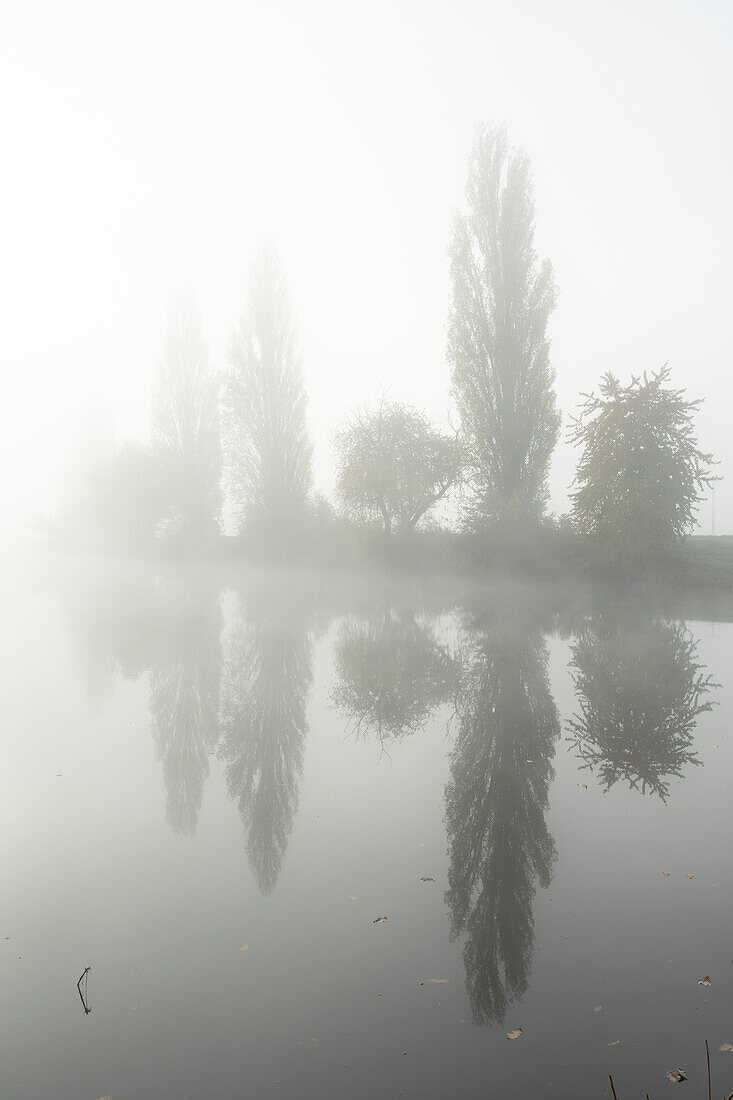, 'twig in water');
706,1038,711,1100
76,966,91,1015
608,1074,618,1100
